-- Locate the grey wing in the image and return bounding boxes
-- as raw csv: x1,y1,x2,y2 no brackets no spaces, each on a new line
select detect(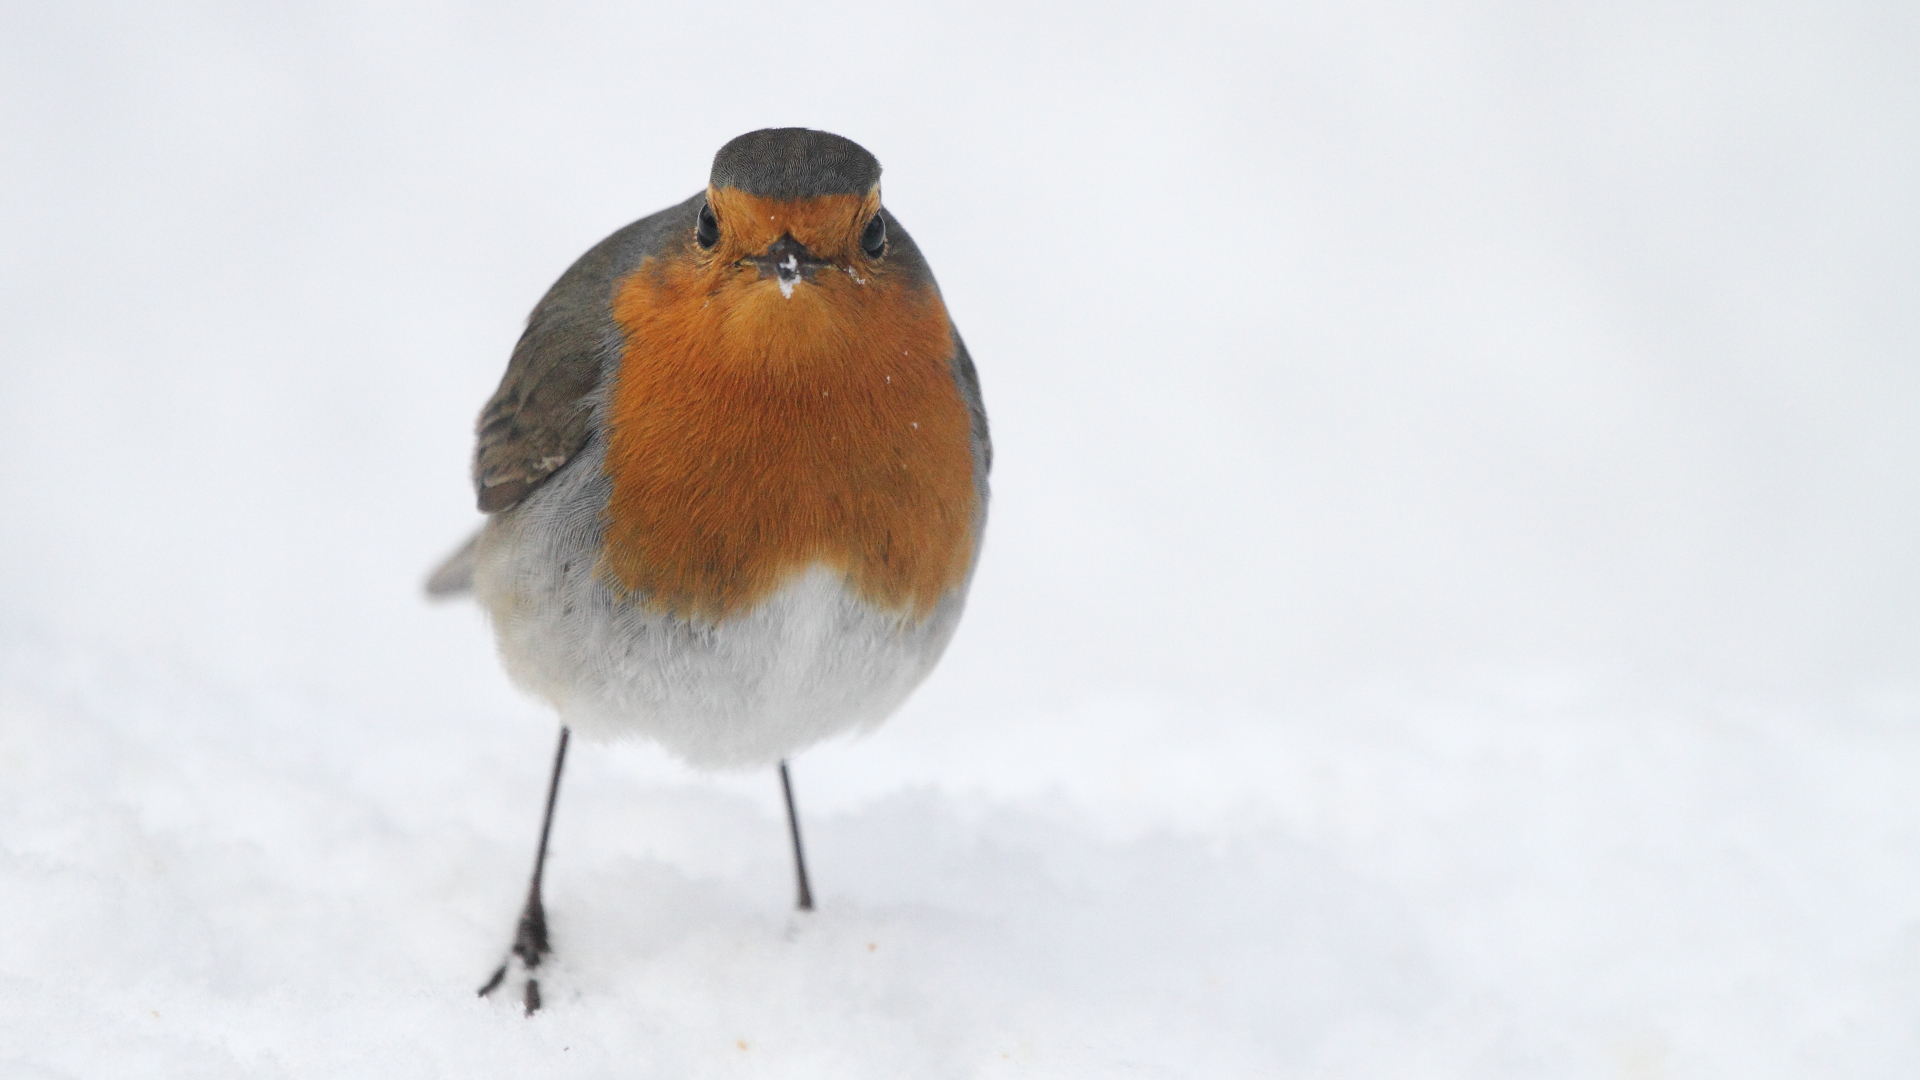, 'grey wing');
881,210,991,486
948,328,991,480
472,192,706,514
424,194,704,601
474,311,603,512
472,253,618,513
